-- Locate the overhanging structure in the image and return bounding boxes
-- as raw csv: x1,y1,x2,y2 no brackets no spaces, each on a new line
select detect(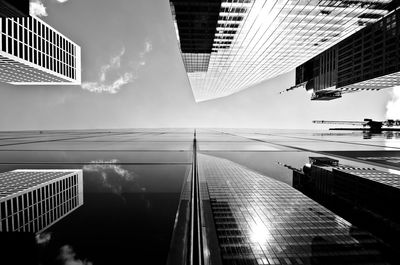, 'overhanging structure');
0,16,81,85
170,0,397,102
